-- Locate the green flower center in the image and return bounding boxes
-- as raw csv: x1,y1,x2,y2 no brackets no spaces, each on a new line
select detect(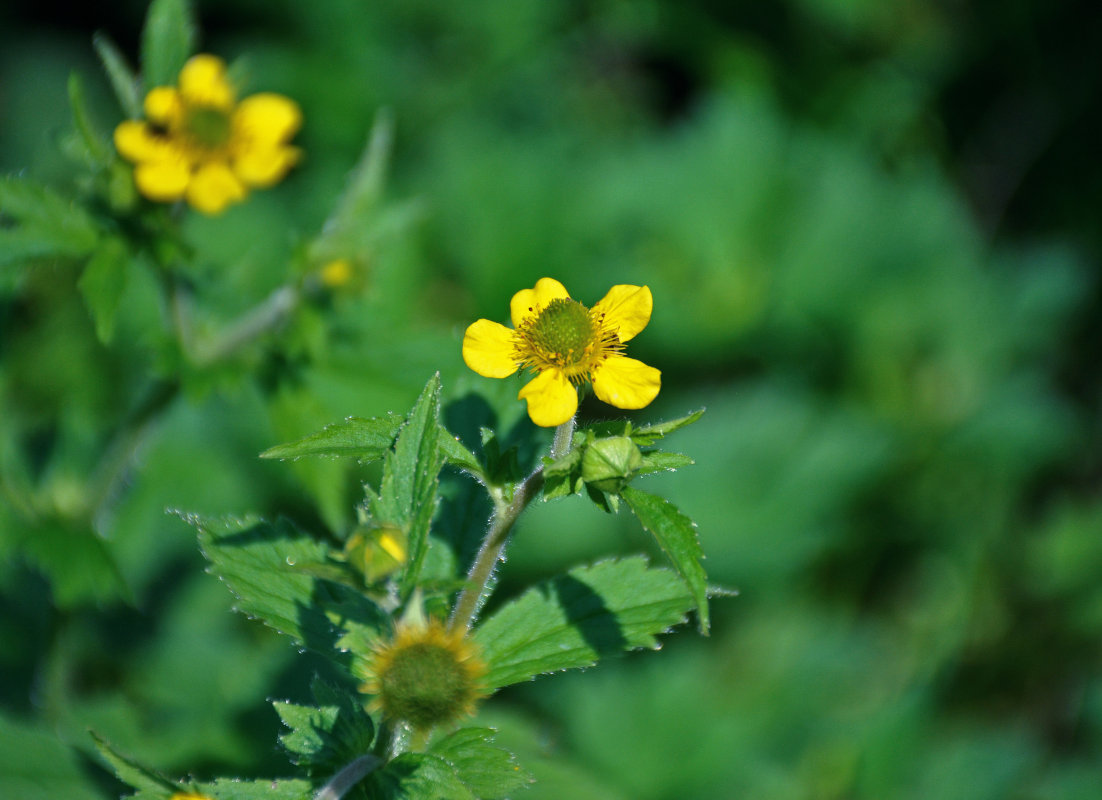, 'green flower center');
528,299,595,364
378,642,473,729
516,298,623,382
184,106,233,148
